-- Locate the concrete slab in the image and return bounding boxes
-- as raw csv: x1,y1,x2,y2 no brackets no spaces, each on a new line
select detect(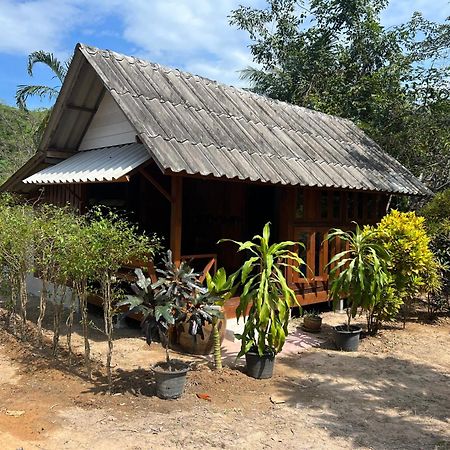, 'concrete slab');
197,326,324,368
